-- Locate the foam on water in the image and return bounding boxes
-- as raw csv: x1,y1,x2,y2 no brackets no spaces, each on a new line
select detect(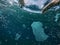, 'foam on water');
22,7,42,13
